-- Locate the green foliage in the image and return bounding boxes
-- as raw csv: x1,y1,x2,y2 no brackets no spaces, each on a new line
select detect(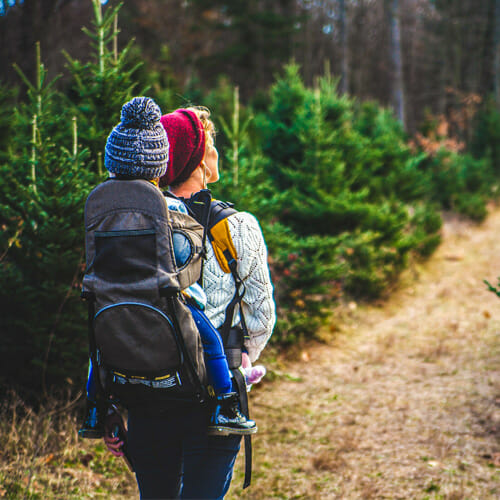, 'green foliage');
0,8,498,394
421,149,495,221
352,101,428,203
405,204,443,258
267,225,344,344
207,82,274,217
138,44,186,113
0,81,17,163
63,0,142,174
246,64,444,340
470,96,500,176
0,45,93,392
484,277,500,297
